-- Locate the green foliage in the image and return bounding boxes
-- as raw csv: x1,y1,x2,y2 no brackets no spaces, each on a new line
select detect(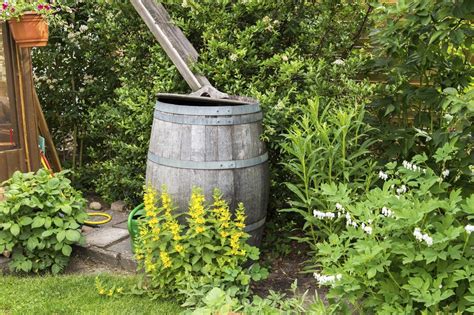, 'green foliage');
33,0,373,205
185,281,334,315
133,186,268,306
281,97,377,241
368,0,473,189
187,282,320,315
32,1,186,204
163,0,374,209
0,170,87,274
311,151,474,313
